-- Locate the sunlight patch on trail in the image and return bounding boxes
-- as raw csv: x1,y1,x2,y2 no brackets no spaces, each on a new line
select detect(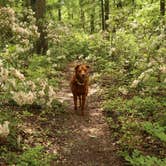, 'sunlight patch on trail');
88,83,101,96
